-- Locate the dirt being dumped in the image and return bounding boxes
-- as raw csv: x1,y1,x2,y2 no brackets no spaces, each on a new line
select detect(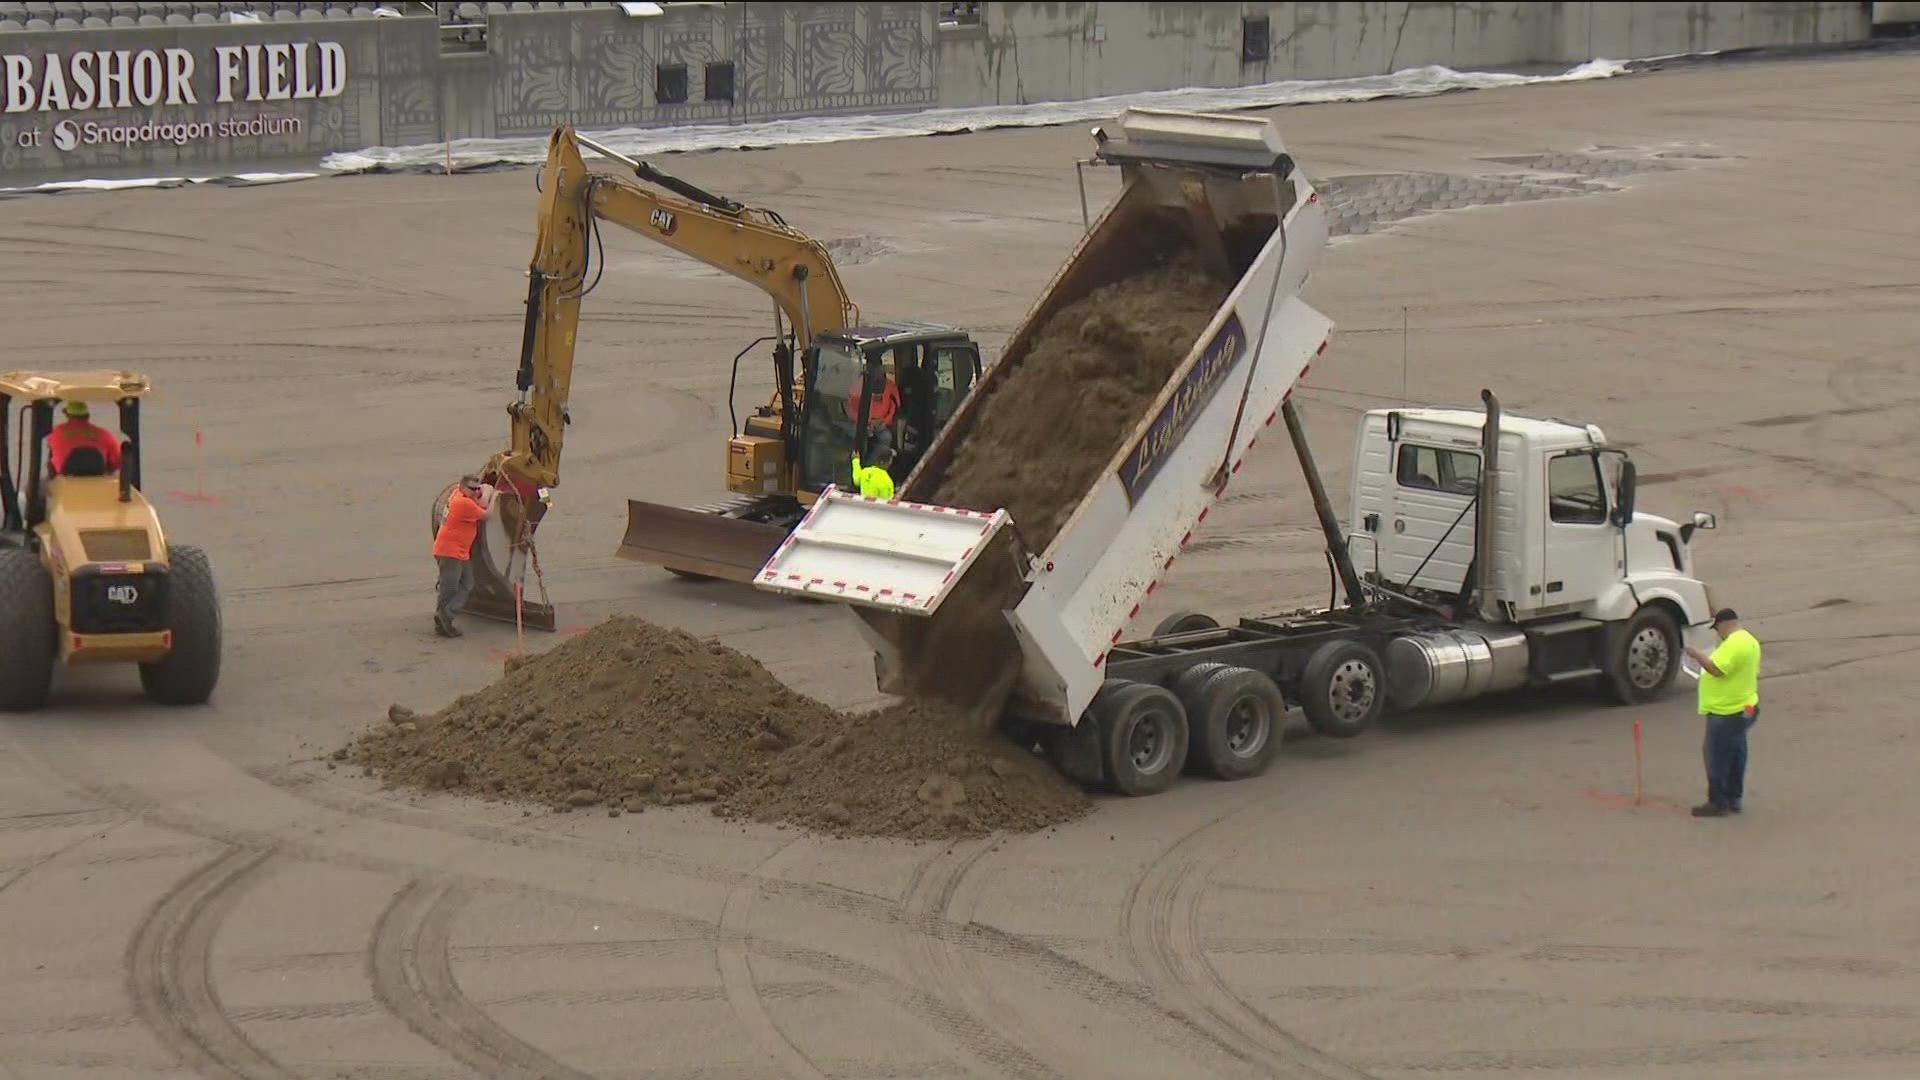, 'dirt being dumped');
870,240,1236,716
345,616,1090,840
930,248,1234,551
